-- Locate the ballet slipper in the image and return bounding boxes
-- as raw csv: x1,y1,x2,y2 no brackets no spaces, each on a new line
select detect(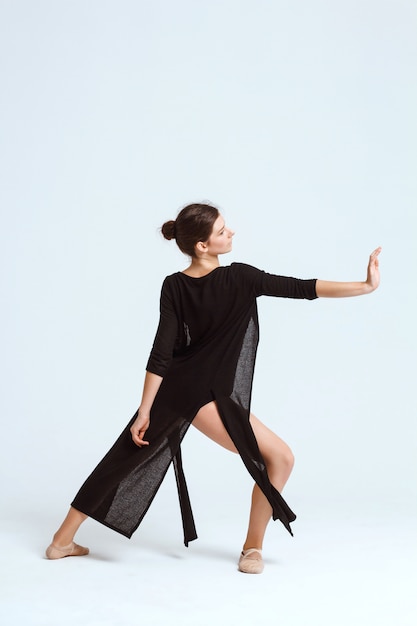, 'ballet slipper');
238,548,264,574
45,541,89,560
